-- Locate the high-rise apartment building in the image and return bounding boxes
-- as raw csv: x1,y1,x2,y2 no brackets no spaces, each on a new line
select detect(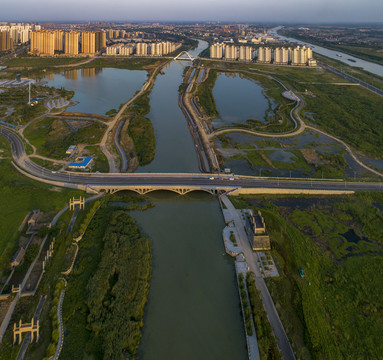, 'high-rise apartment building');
239,46,252,62
30,30,54,55
136,43,148,56
81,31,96,54
54,30,64,52
224,45,238,60
274,47,289,64
95,31,106,52
0,31,13,51
257,47,271,63
64,31,79,55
